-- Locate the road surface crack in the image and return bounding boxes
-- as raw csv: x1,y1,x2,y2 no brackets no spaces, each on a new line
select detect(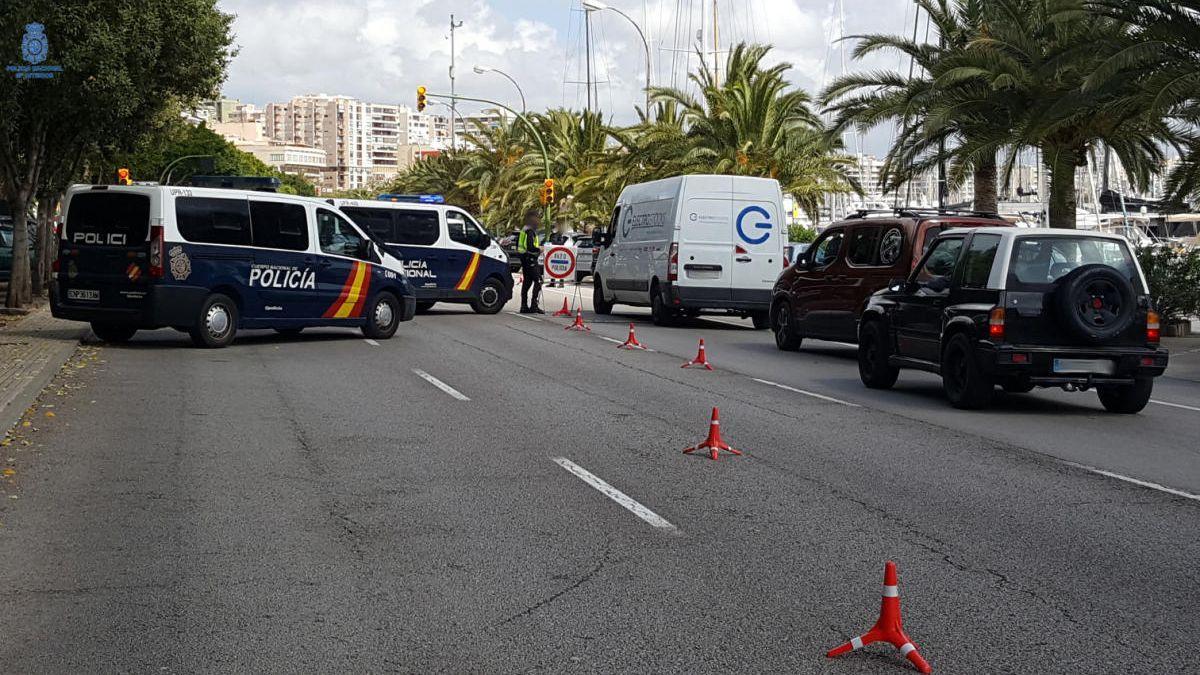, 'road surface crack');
497,534,613,626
